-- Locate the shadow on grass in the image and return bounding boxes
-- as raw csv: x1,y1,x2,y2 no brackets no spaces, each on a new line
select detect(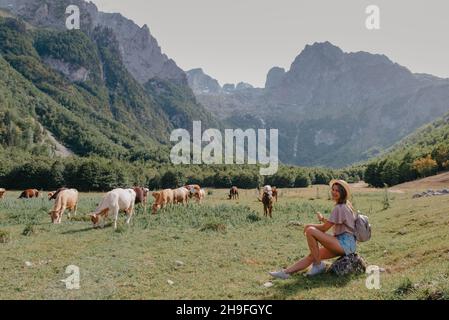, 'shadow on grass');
60,223,113,234
267,272,358,299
